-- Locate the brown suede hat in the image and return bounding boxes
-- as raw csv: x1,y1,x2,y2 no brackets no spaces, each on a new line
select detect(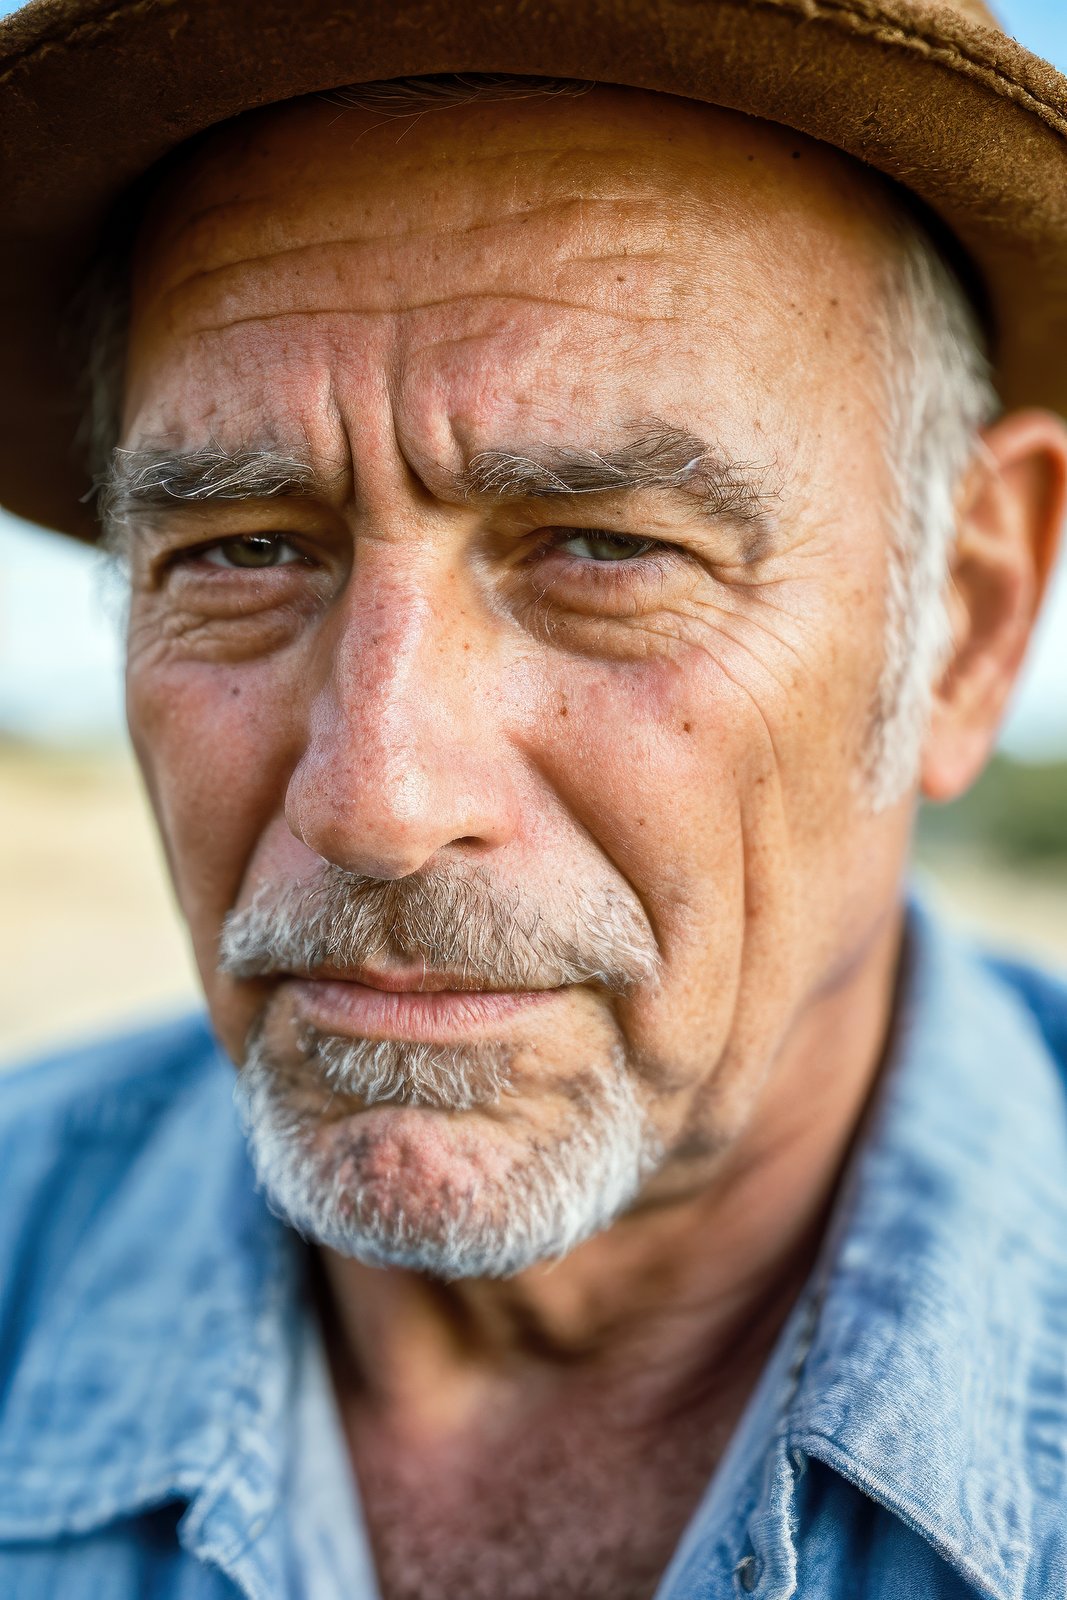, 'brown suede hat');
2,0,1066,542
